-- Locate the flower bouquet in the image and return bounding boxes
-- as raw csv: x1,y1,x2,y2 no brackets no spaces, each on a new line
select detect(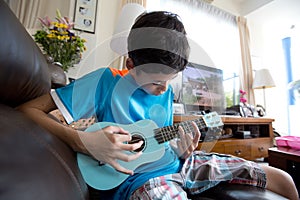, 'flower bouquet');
33,10,86,72
239,89,247,104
